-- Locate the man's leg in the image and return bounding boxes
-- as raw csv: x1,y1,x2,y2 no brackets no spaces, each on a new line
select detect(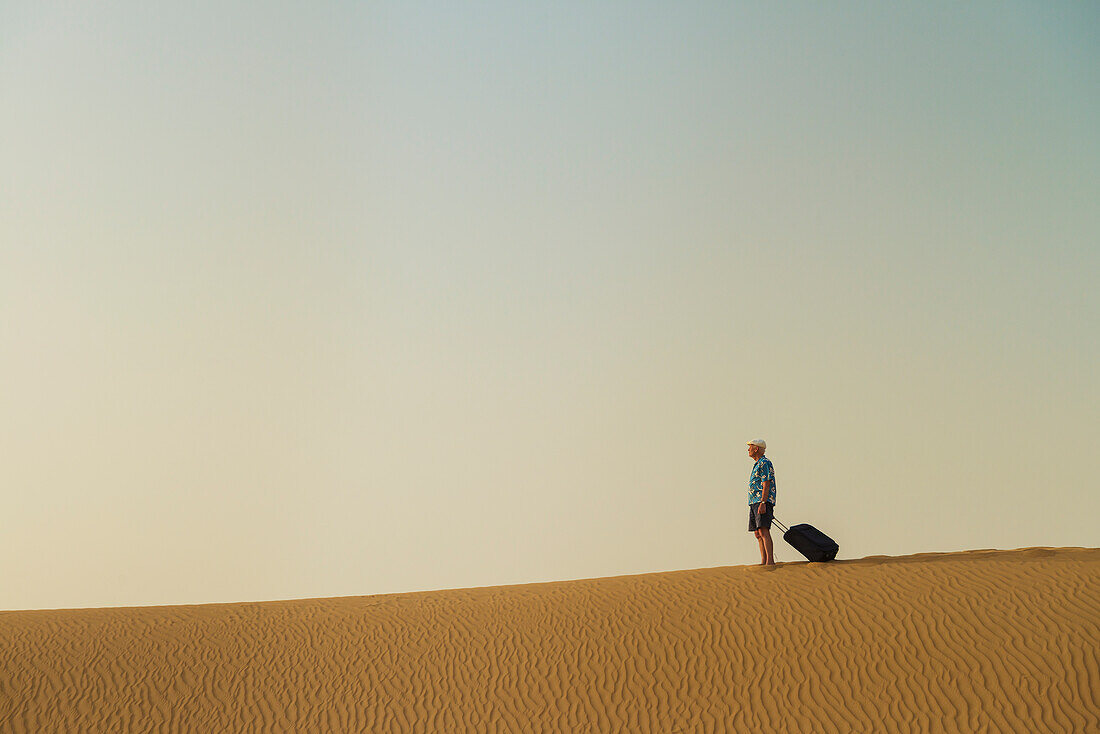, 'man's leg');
760,527,775,565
